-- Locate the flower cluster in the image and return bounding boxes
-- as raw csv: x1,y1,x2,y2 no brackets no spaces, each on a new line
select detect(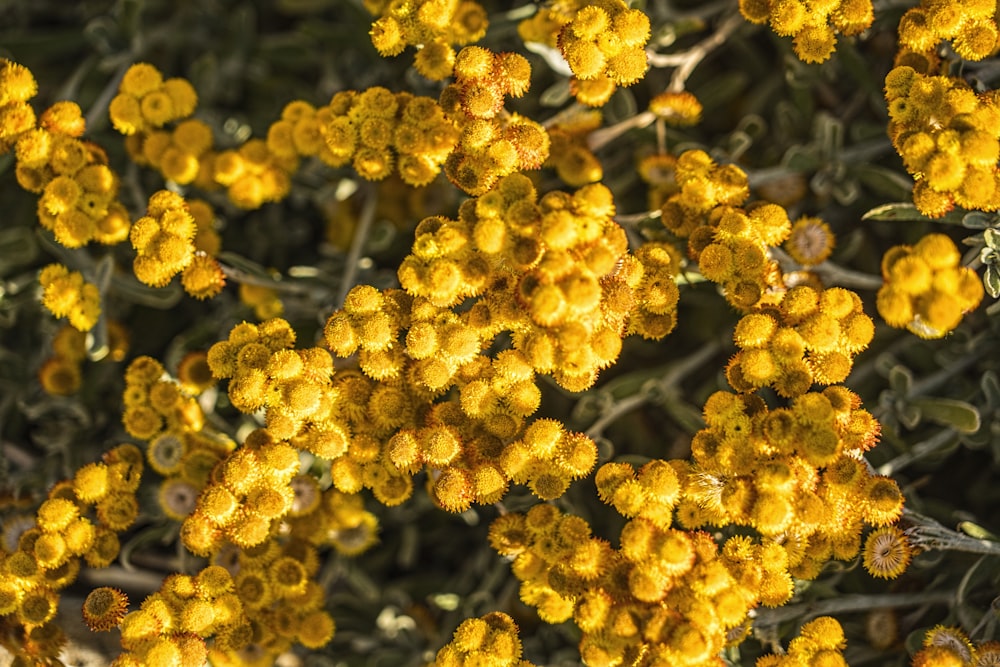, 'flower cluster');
876,233,983,338
366,0,488,80
885,65,1000,217
682,387,896,580
0,443,142,661
434,611,536,667
489,504,759,667
322,87,459,186
0,58,38,152
910,625,1000,667
450,46,531,119
726,285,874,394
13,99,131,248
756,616,849,667
108,62,197,136
659,149,750,239
38,264,101,332
213,138,296,209
689,201,791,310
112,566,249,666
121,355,232,526
440,111,549,195
544,109,604,187
897,0,999,62
130,190,224,300
127,118,216,188
37,326,87,396
738,0,874,63
519,0,651,106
